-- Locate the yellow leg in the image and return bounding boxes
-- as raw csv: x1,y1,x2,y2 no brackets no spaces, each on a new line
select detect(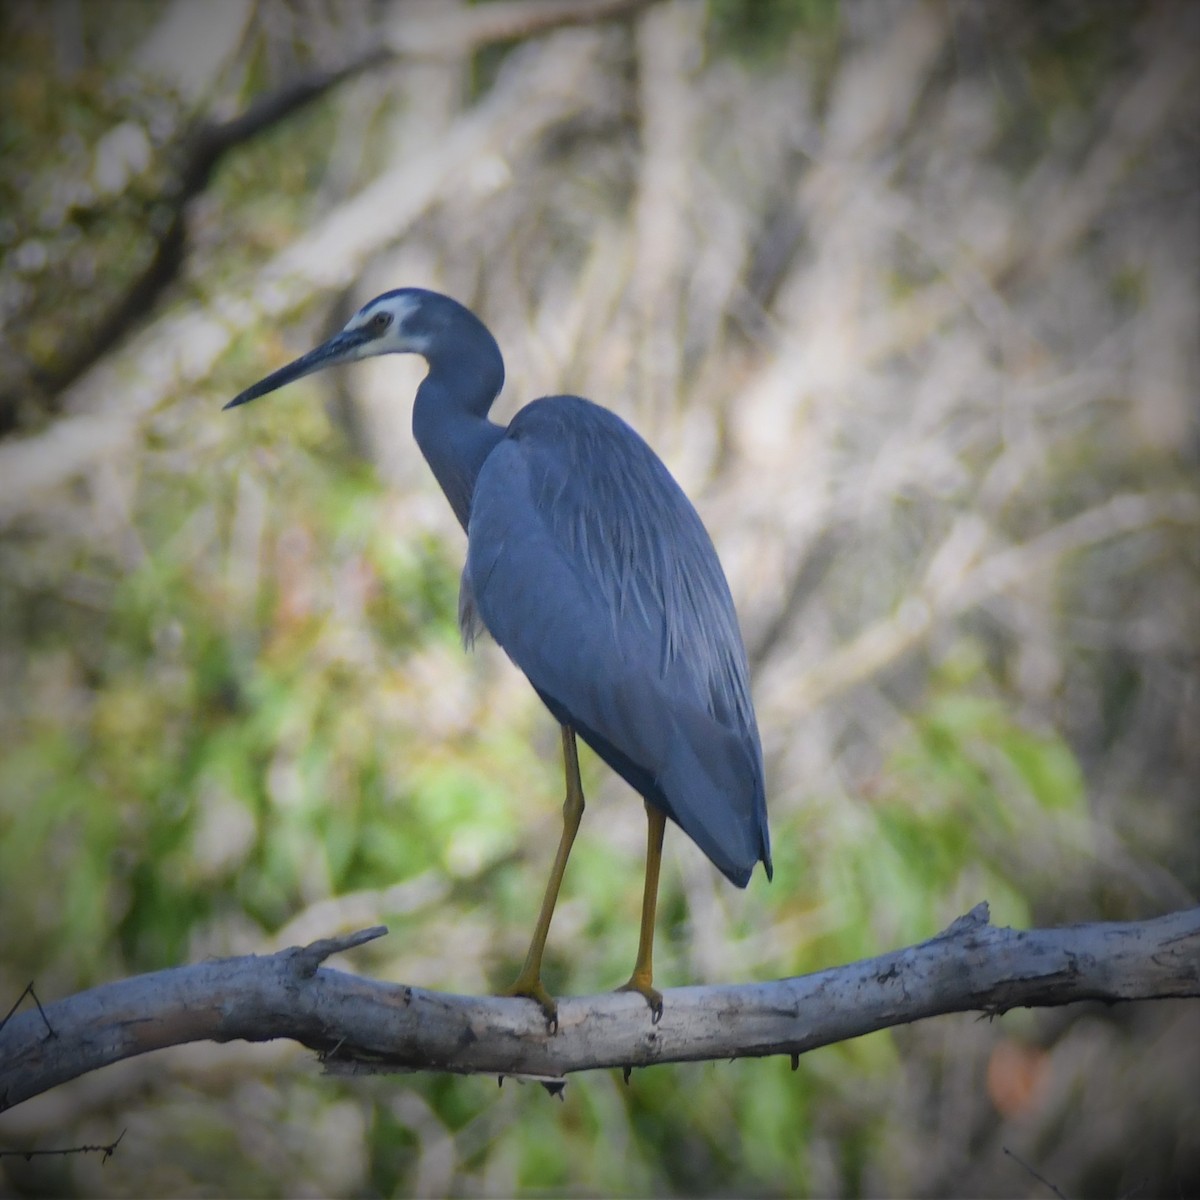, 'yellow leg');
617,801,666,1020
502,725,584,1030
